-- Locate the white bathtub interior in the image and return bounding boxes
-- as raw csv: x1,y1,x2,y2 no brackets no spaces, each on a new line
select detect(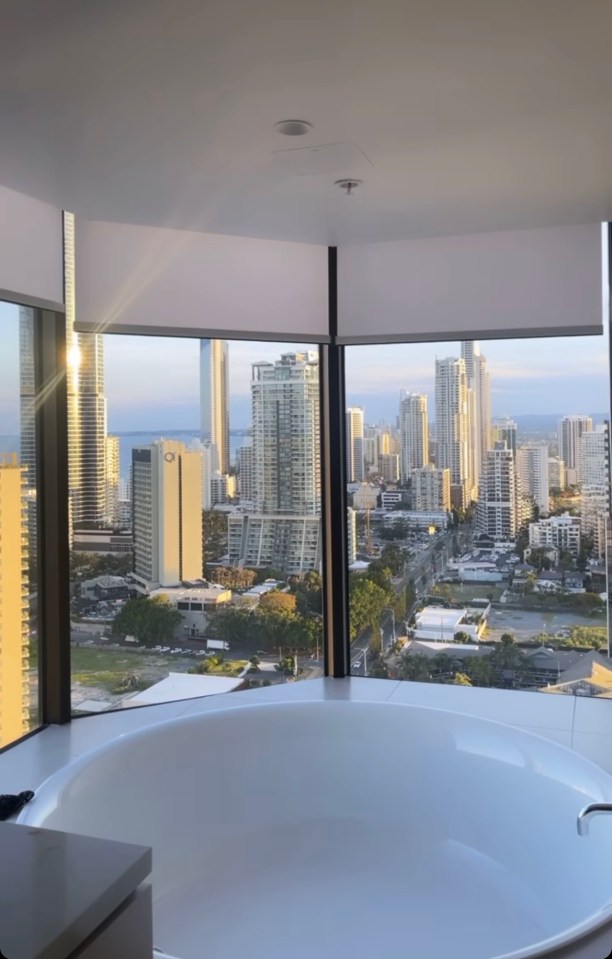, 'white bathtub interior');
18,700,612,959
